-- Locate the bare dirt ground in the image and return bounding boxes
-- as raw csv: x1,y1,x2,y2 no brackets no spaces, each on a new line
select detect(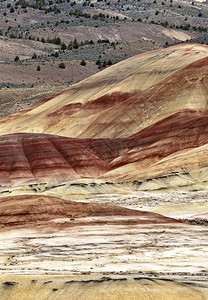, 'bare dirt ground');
0,222,207,282
0,162,207,298
0,191,206,286
1,0,206,118
84,189,208,210
0,37,57,62
0,274,207,300
1,2,208,298
84,189,208,222
0,60,98,116
0,189,206,294
0,85,67,117
0,60,98,86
